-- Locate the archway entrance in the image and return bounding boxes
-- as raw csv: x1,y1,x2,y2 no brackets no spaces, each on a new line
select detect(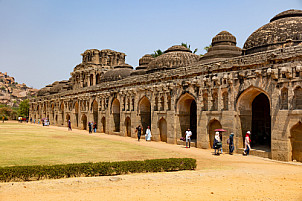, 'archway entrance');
60,103,64,125
74,102,79,127
251,93,271,150
112,99,120,132
158,118,167,142
92,100,98,124
290,122,302,162
125,117,131,137
66,114,70,126
178,93,197,141
139,96,151,135
237,87,271,152
101,117,106,133
208,120,222,148
81,114,87,130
